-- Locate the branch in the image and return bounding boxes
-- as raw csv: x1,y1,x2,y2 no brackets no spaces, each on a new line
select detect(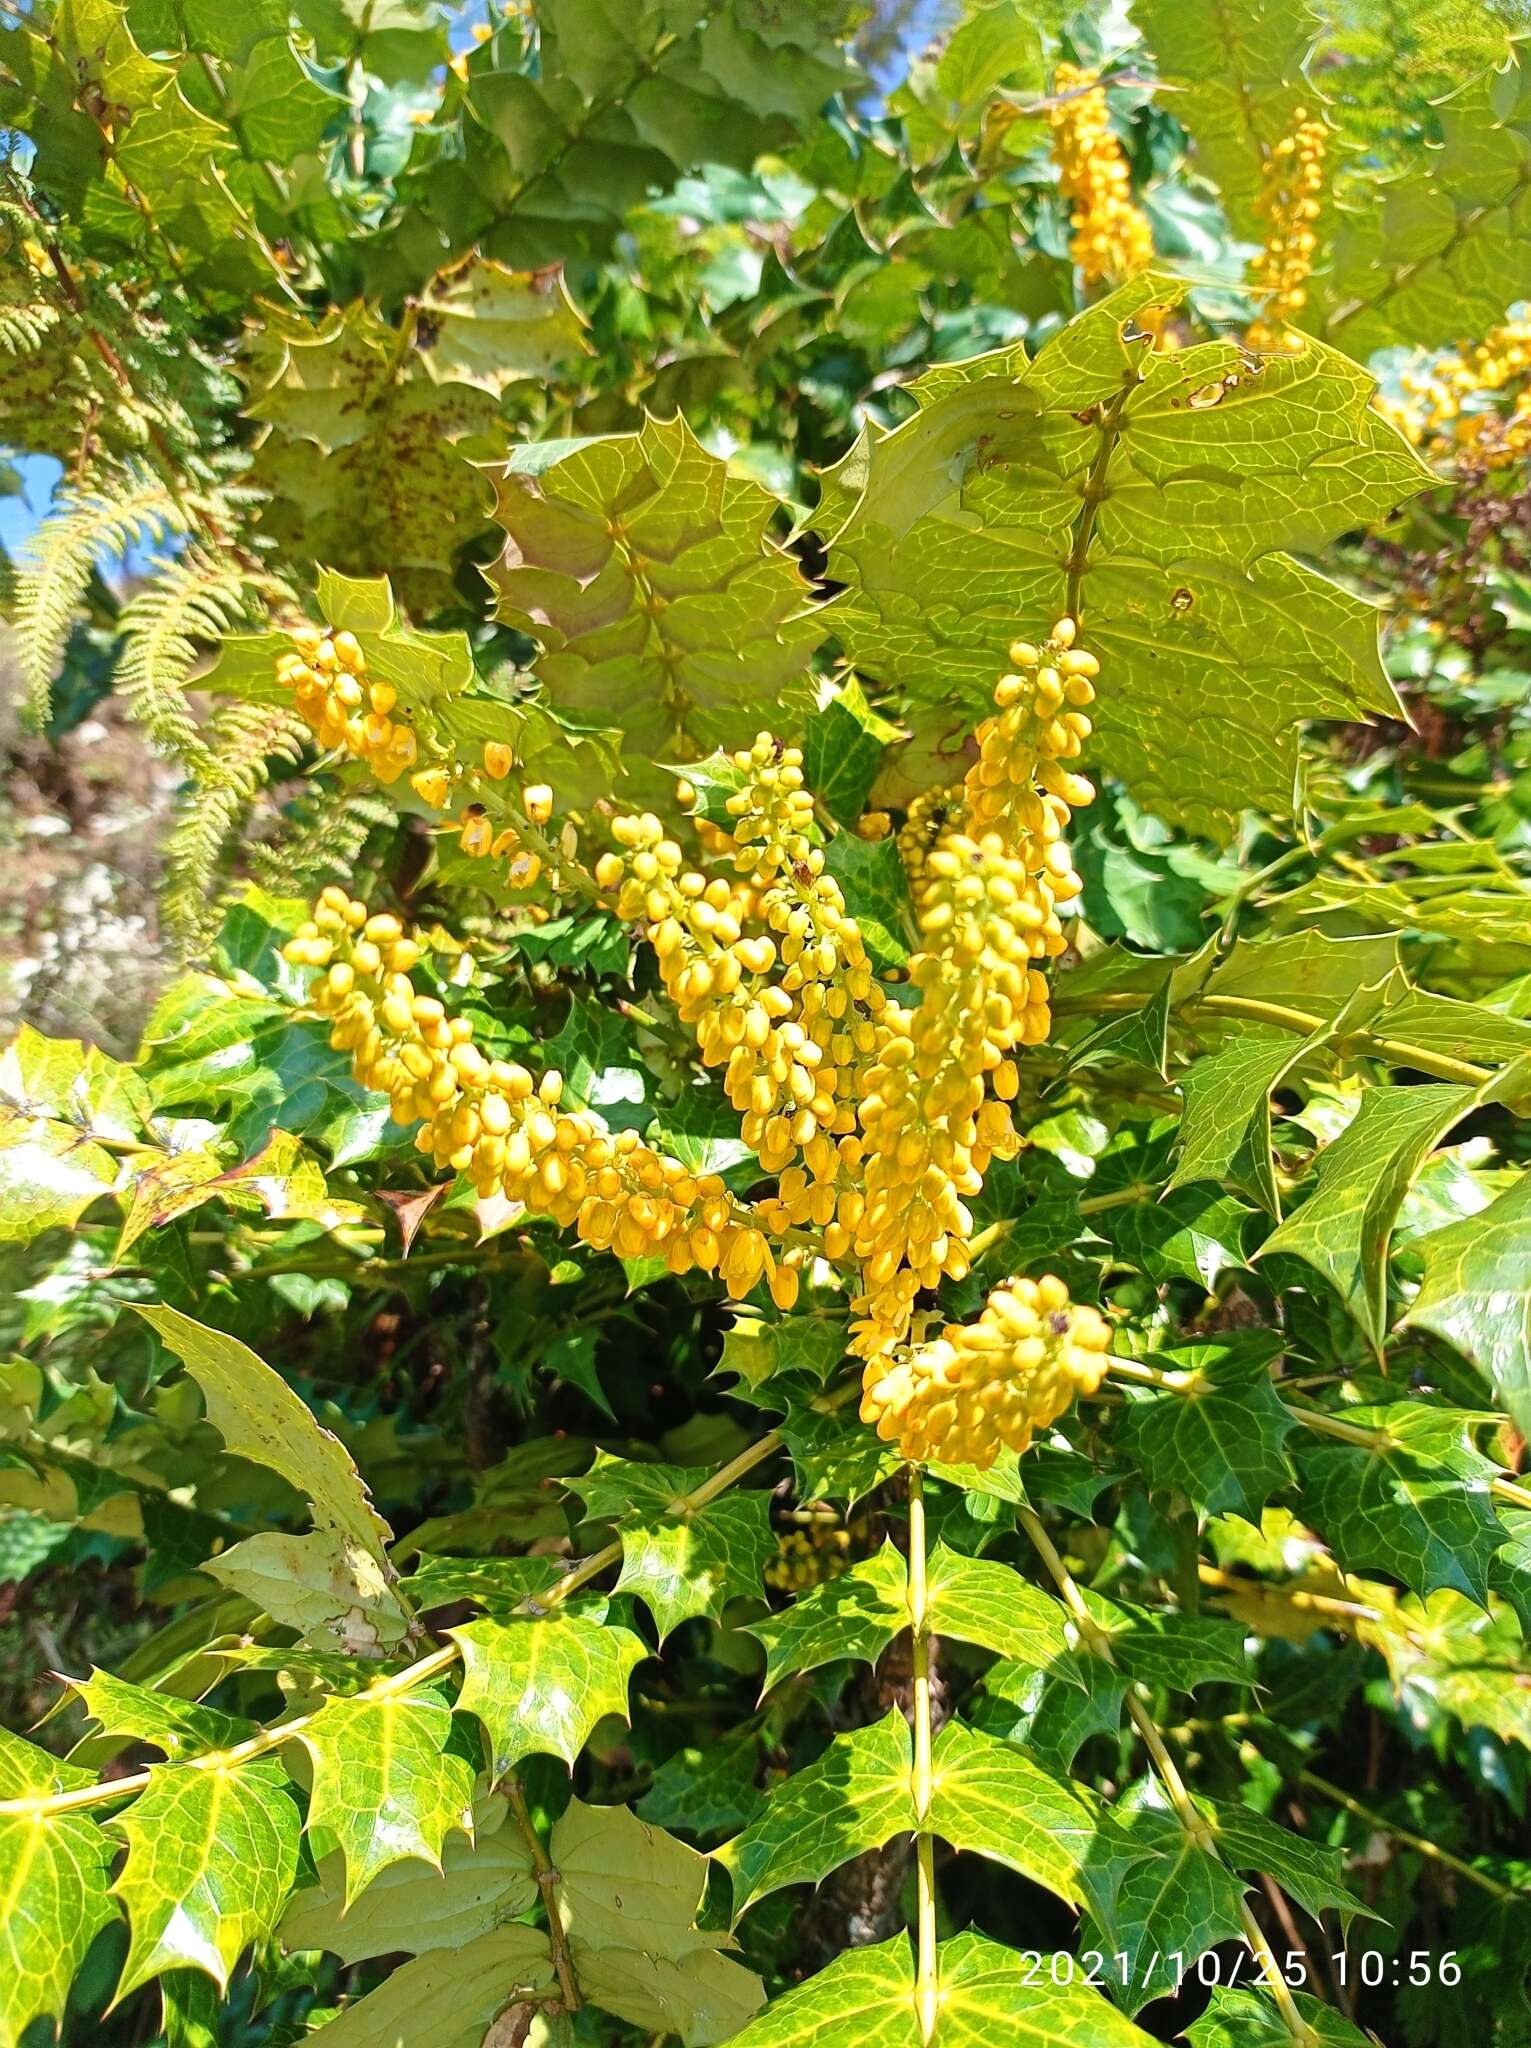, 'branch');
504,1774,581,2012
